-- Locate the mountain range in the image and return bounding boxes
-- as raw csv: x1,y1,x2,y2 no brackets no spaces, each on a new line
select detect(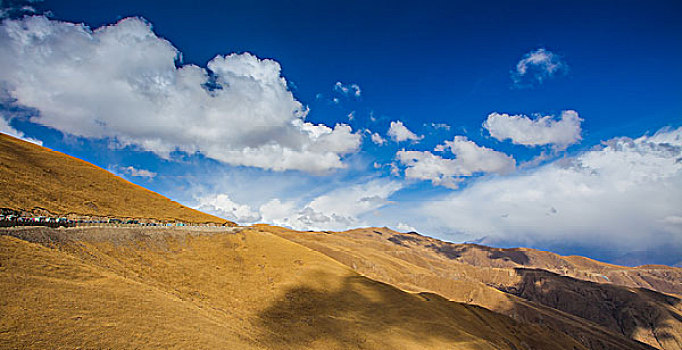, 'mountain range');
1,133,680,349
